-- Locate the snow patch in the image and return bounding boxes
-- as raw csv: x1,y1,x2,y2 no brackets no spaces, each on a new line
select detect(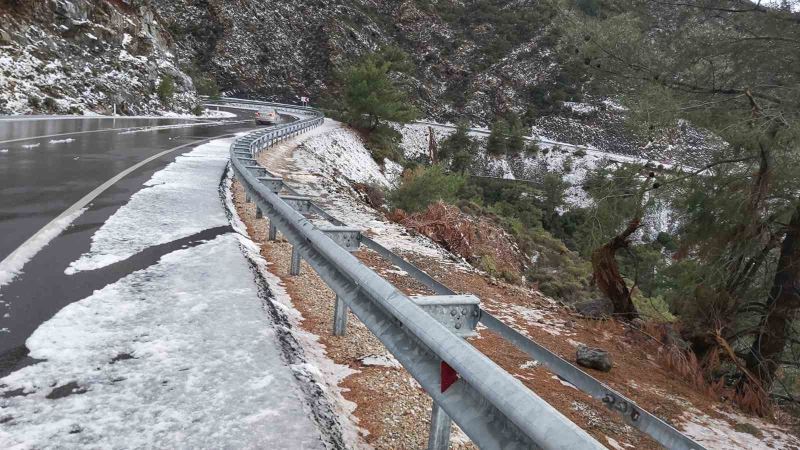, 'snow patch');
358,354,402,369
0,235,325,449
65,139,231,273
680,408,800,449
